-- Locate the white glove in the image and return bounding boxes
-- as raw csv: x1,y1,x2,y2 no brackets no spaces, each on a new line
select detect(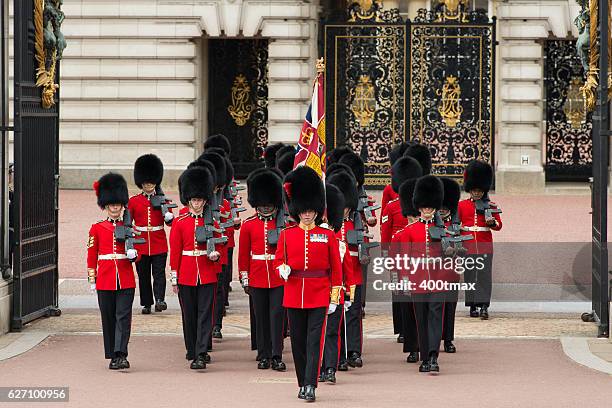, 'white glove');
233,217,241,226
278,264,291,280
240,271,249,288
170,271,178,286
90,283,97,294
126,248,138,261
328,303,338,315
344,300,352,312
164,212,174,223
208,251,220,262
